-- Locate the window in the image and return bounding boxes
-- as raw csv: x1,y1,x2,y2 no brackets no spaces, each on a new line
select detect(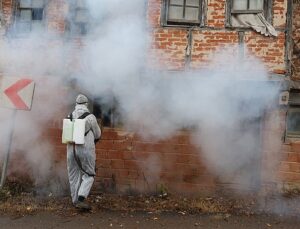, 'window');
16,0,45,34
226,0,276,36
163,0,204,26
231,0,264,13
226,0,273,25
286,91,300,140
93,96,122,128
68,0,90,36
